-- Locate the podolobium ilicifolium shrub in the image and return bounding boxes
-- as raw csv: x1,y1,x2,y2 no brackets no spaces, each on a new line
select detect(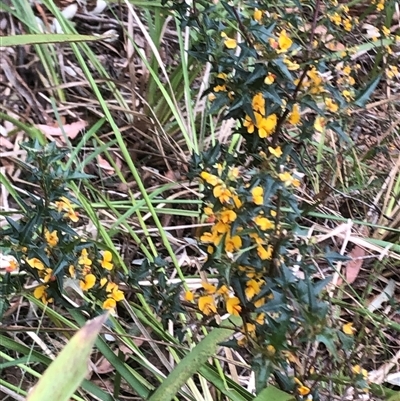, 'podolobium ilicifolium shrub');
1,141,124,313
164,0,399,398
